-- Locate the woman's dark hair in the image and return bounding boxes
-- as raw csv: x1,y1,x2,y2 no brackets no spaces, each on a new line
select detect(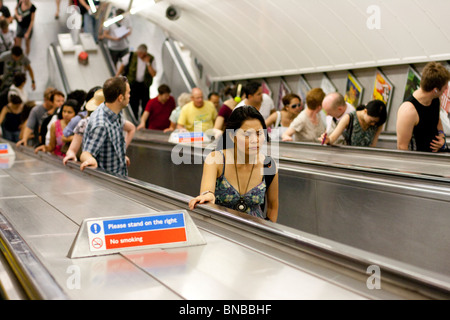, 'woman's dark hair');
282,93,301,110
361,100,387,126
67,89,87,111
12,72,26,87
86,86,102,101
58,99,81,119
21,101,35,124
216,105,269,150
8,94,22,105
